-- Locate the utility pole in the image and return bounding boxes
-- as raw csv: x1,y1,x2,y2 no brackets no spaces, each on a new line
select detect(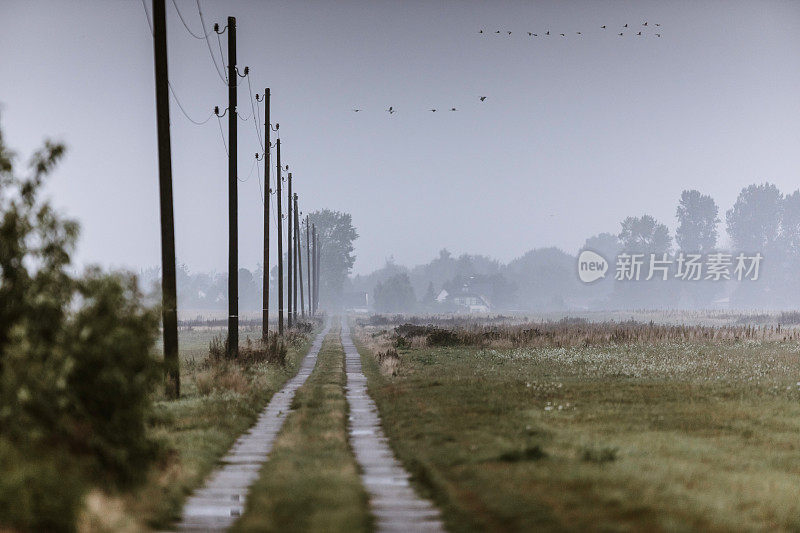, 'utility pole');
293,194,299,321
152,0,179,398
295,194,305,318
287,172,293,328
306,214,312,316
276,137,284,335
261,88,270,340
226,16,238,359
313,224,319,314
